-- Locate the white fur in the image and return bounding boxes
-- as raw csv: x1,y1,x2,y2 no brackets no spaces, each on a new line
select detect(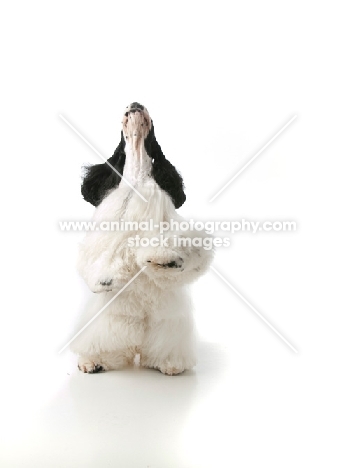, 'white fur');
72,106,213,375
